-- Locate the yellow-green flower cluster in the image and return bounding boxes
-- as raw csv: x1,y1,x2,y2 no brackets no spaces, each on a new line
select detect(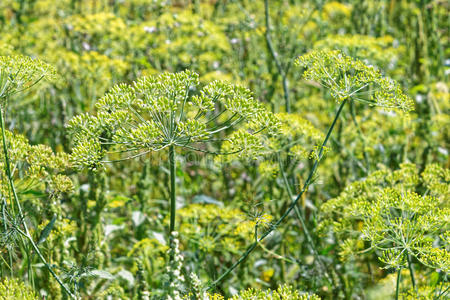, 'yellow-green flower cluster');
320,163,449,272
422,164,450,198
54,49,129,92
322,1,352,21
0,130,72,201
67,70,279,169
36,217,77,245
367,189,448,271
296,50,414,112
277,113,324,159
221,111,321,164
64,13,127,55
65,12,126,38
0,55,57,100
229,285,320,300
334,109,415,169
0,278,37,300
253,112,324,178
